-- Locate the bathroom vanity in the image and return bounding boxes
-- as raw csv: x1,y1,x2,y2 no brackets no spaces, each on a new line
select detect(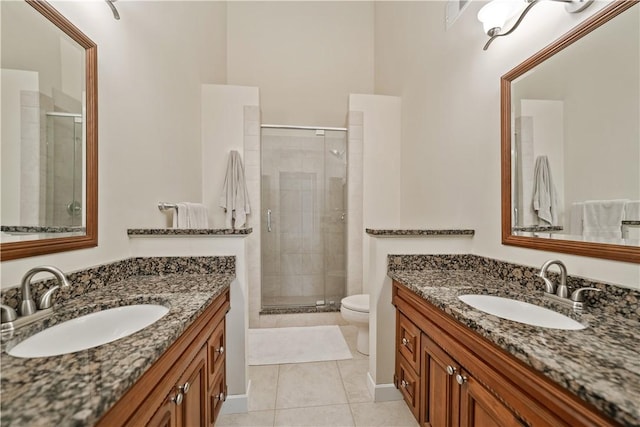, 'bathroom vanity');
97,287,229,426
0,257,233,426
390,256,639,427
